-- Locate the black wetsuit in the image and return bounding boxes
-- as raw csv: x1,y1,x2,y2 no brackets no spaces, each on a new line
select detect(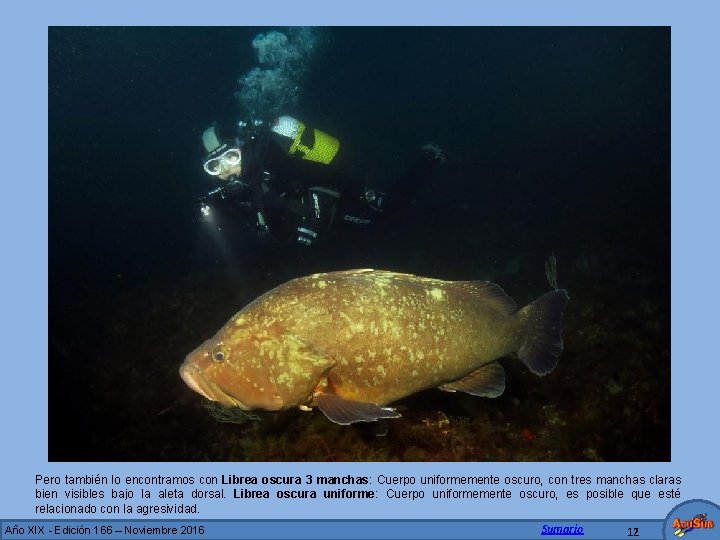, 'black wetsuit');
202,129,376,245
201,129,440,245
